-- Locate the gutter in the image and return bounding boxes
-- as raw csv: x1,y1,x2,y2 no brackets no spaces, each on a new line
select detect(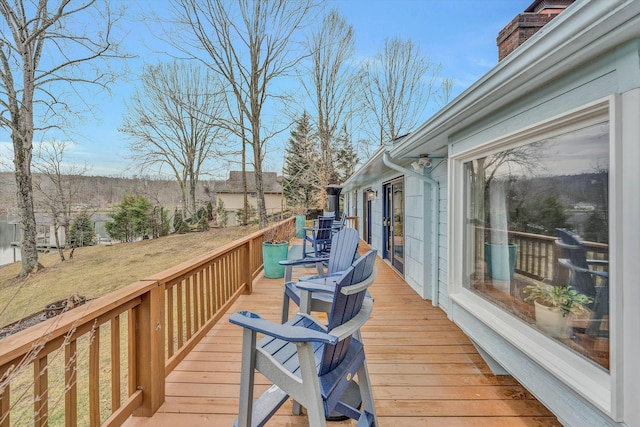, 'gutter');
382,152,440,307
